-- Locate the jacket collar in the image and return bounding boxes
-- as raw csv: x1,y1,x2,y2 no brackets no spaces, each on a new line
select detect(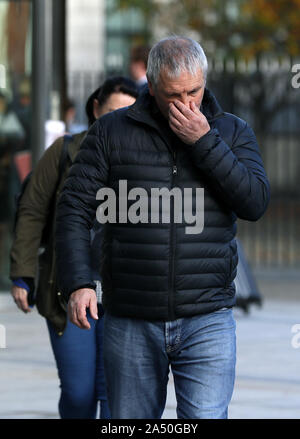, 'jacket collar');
200,88,224,121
